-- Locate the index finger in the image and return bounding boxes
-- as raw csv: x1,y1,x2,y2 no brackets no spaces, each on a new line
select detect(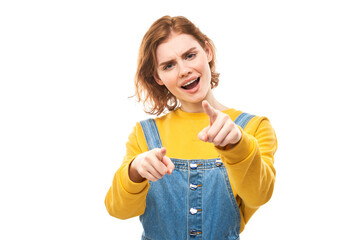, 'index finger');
154,147,167,159
202,100,217,125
